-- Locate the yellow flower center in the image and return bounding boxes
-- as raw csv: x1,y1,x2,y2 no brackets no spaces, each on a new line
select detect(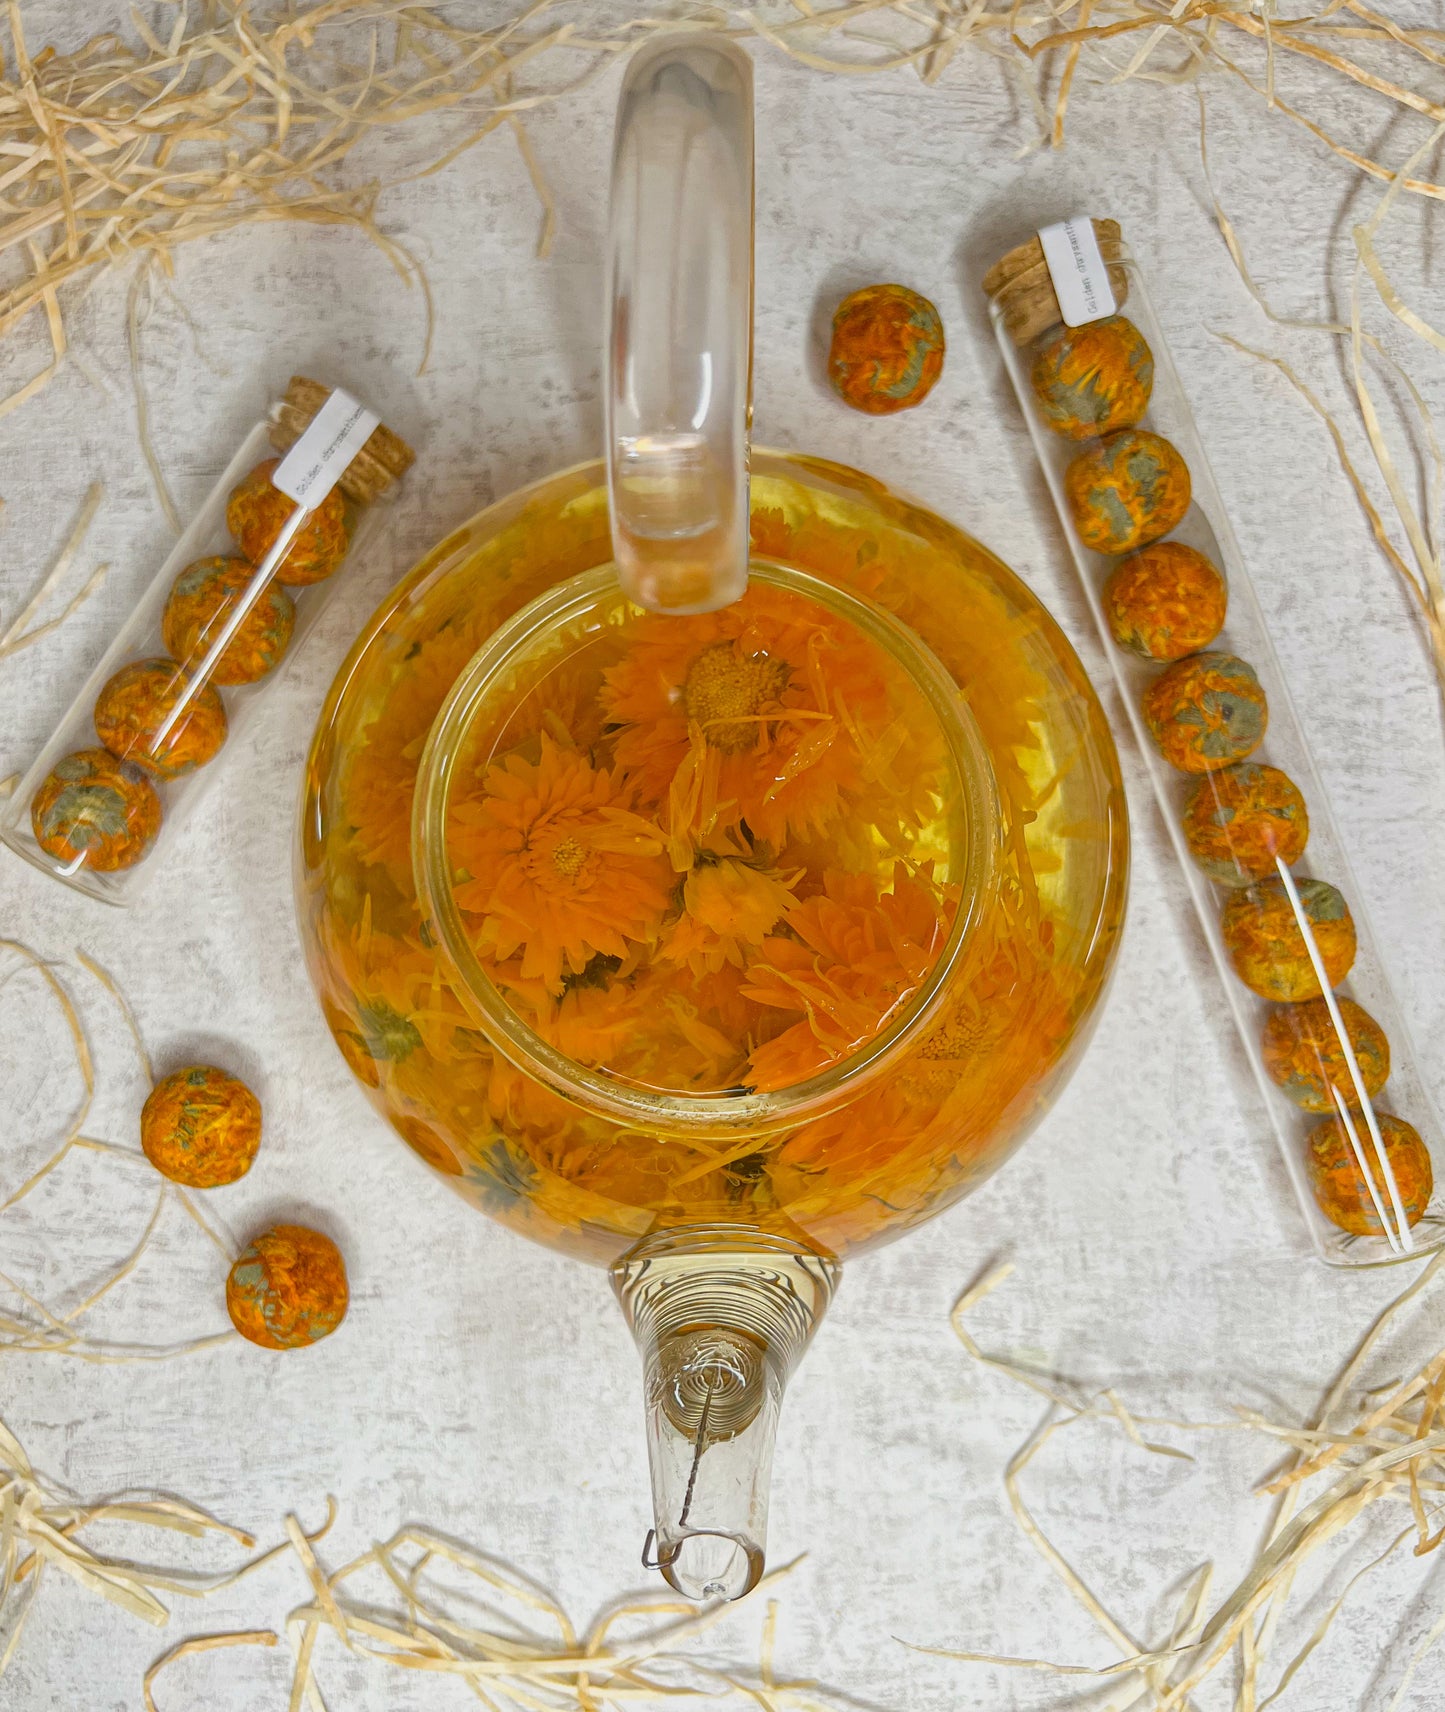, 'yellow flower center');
921,1009,991,1059
519,820,593,889
683,642,788,753
551,836,587,879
